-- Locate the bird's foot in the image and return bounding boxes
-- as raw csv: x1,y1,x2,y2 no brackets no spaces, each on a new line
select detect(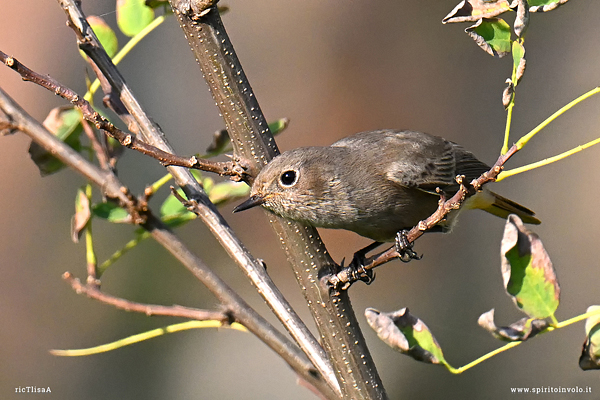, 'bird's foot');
346,241,383,285
395,230,422,262
347,252,376,285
